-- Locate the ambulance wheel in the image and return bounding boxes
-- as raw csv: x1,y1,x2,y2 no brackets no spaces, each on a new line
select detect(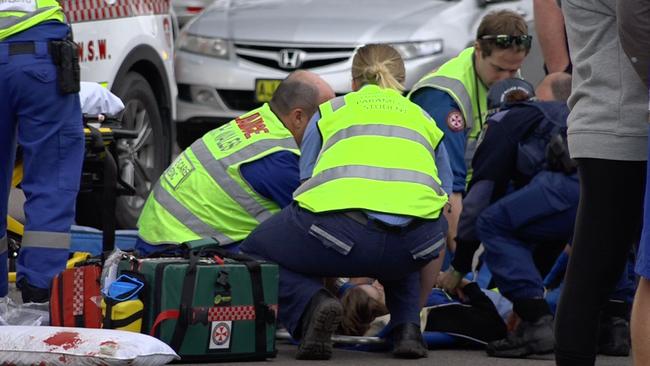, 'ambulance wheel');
112,72,168,228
